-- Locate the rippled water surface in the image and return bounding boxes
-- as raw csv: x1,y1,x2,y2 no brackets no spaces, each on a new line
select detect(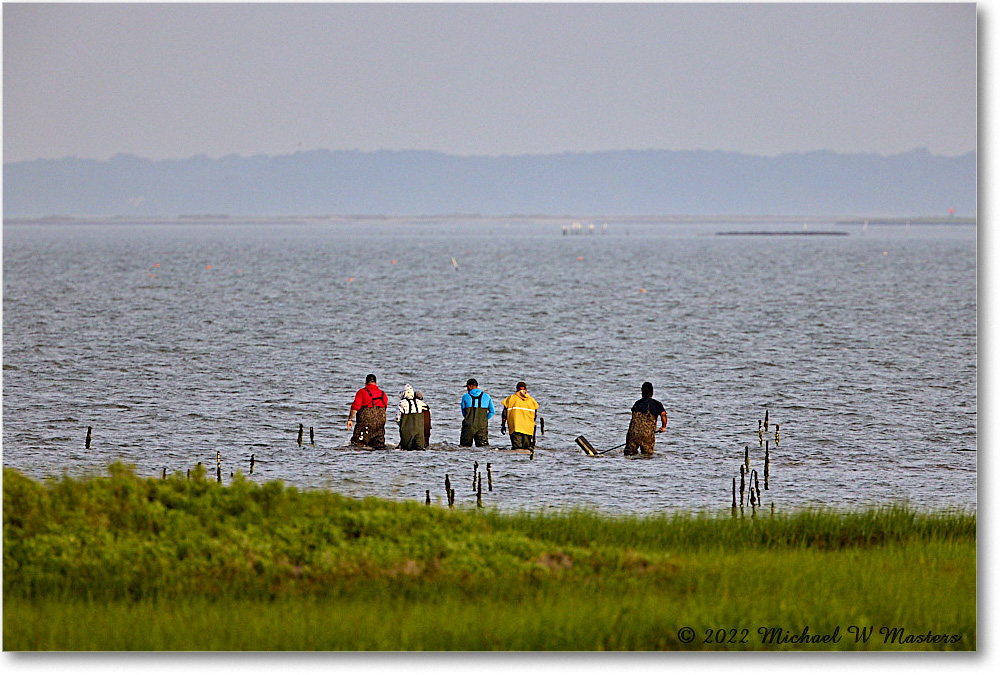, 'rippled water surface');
2,220,977,513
